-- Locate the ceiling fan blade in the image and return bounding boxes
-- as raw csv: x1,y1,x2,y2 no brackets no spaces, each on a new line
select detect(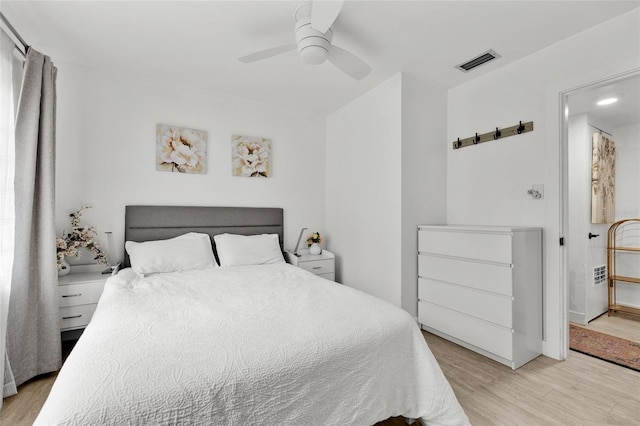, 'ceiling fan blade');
310,0,344,33
328,45,371,80
238,44,297,63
